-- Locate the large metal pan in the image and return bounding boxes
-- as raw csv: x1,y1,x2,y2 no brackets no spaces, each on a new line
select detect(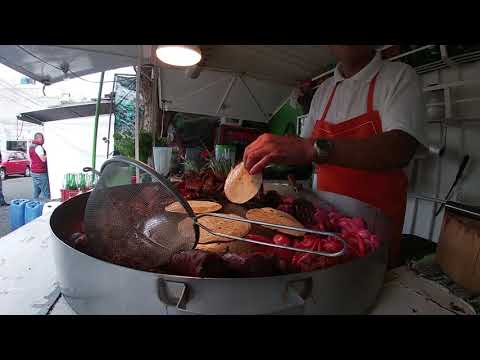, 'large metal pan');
50,183,391,315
